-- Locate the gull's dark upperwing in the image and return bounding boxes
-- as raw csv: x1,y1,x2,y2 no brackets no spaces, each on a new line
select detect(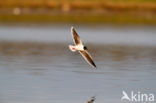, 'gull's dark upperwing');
79,50,96,68
71,27,82,45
